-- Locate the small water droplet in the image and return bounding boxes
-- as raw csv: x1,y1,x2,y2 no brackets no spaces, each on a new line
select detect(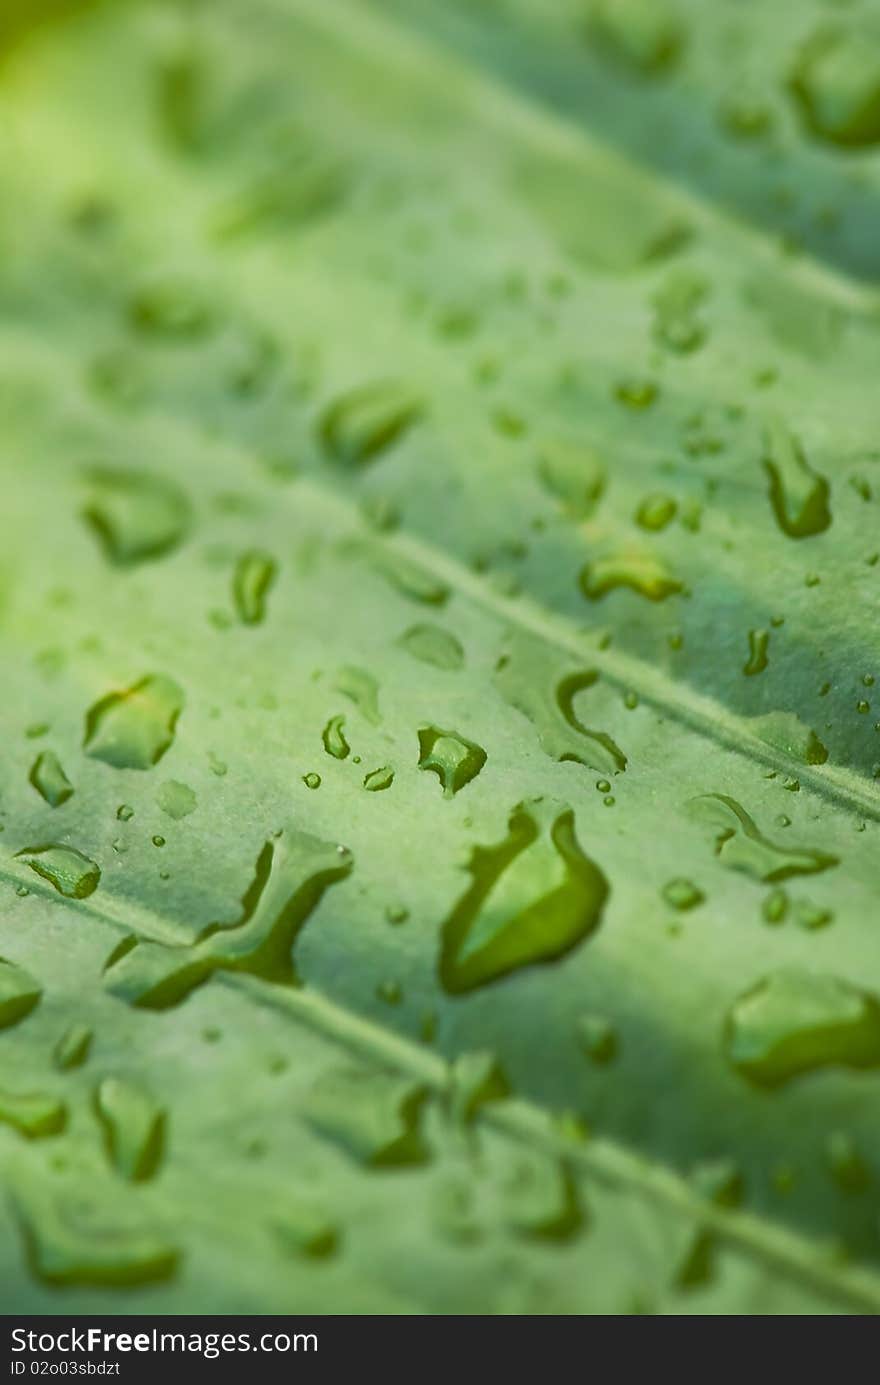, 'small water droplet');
576,1014,618,1063
398,624,464,671
635,493,677,531
743,629,769,677
303,772,322,790
54,1024,92,1071
95,1078,164,1181
156,781,196,820
363,765,394,792
319,381,423,467
662,878,704,911
322,714,350,760
763,421,831,539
